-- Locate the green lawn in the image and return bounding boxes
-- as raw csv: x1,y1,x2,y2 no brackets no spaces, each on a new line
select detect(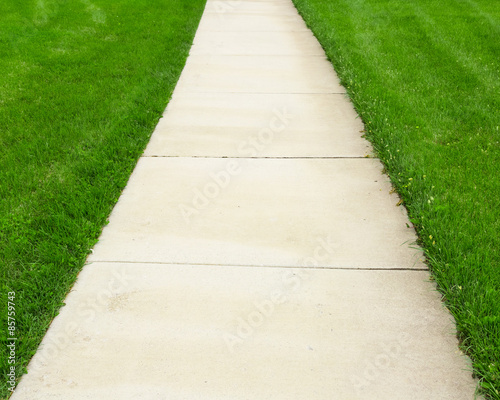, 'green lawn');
291,0,499,397
0,0,206,397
